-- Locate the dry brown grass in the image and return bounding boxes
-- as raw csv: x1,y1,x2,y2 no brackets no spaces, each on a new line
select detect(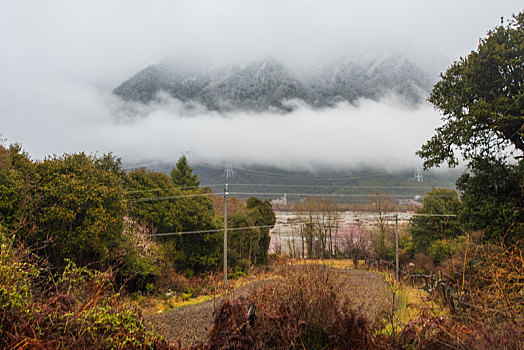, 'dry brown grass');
208,265,377,349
